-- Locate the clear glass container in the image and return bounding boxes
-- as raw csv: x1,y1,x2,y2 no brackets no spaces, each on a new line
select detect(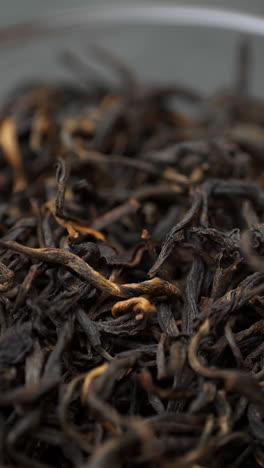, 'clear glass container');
0,5,264,99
